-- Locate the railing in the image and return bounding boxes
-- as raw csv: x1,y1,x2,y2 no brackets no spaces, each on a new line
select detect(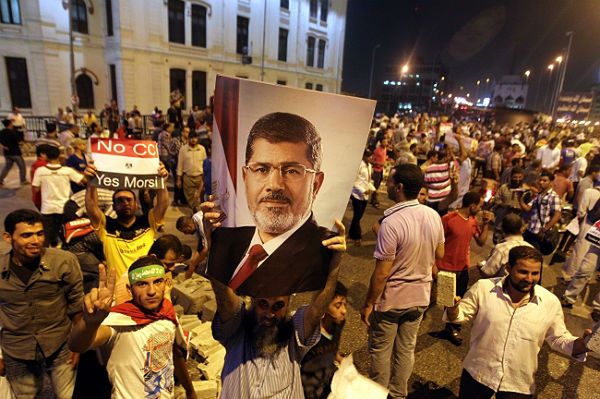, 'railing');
22,114,165,142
